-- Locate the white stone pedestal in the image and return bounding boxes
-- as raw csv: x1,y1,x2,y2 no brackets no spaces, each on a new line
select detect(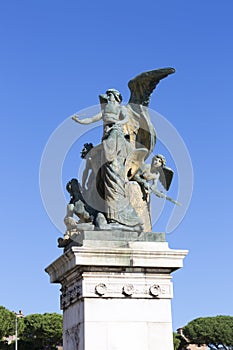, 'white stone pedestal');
45,231,188,350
